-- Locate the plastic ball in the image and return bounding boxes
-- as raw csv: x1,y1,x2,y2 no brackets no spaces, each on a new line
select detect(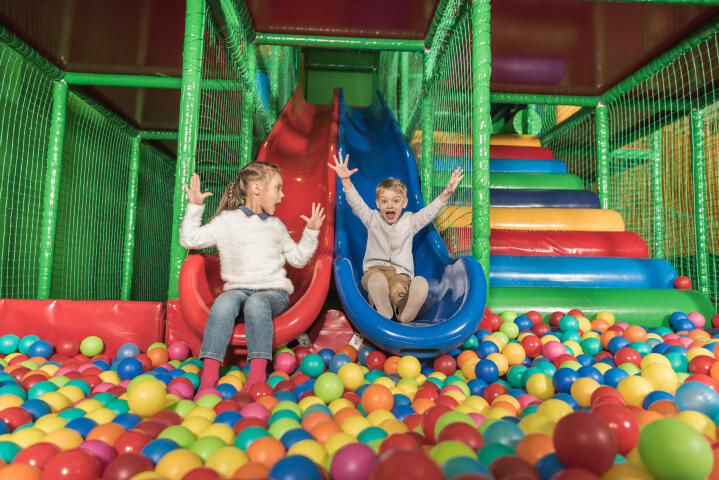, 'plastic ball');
638,418,712,480
371,449,444,480
79,336,104,357
0,335,19,355
116,343,140,360
313,373,344,404
360,384,393,413
27,341,52,359
673,276,692,290
42,448,101,480
167,342,190,361
300,354,325,378
102,453,154,480
553,411,617,474
675,381,719,418
475,359,499,383
274,352,297,374
328,353,351,374
591,404,639,454
329,442,376,480
268,454,322,480
117,357,144,381
127,379,166,417
397,356,420,379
